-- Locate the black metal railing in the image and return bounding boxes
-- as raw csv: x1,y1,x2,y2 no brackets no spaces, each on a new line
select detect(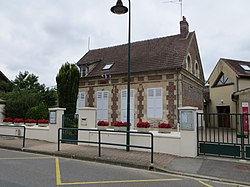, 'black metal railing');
58,128,154,164
0,124,26,147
